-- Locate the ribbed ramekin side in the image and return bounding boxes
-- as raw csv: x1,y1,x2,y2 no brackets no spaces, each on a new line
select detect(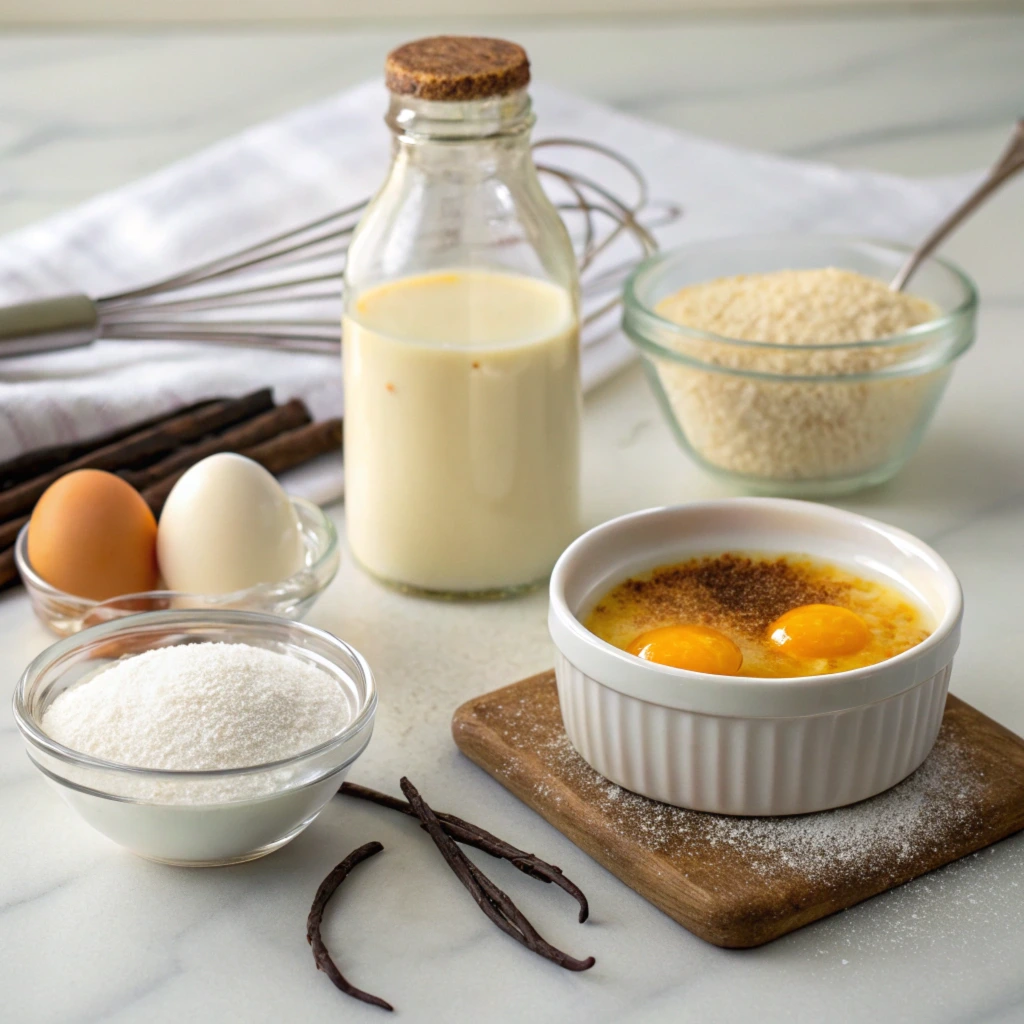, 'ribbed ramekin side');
554,653,954,816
